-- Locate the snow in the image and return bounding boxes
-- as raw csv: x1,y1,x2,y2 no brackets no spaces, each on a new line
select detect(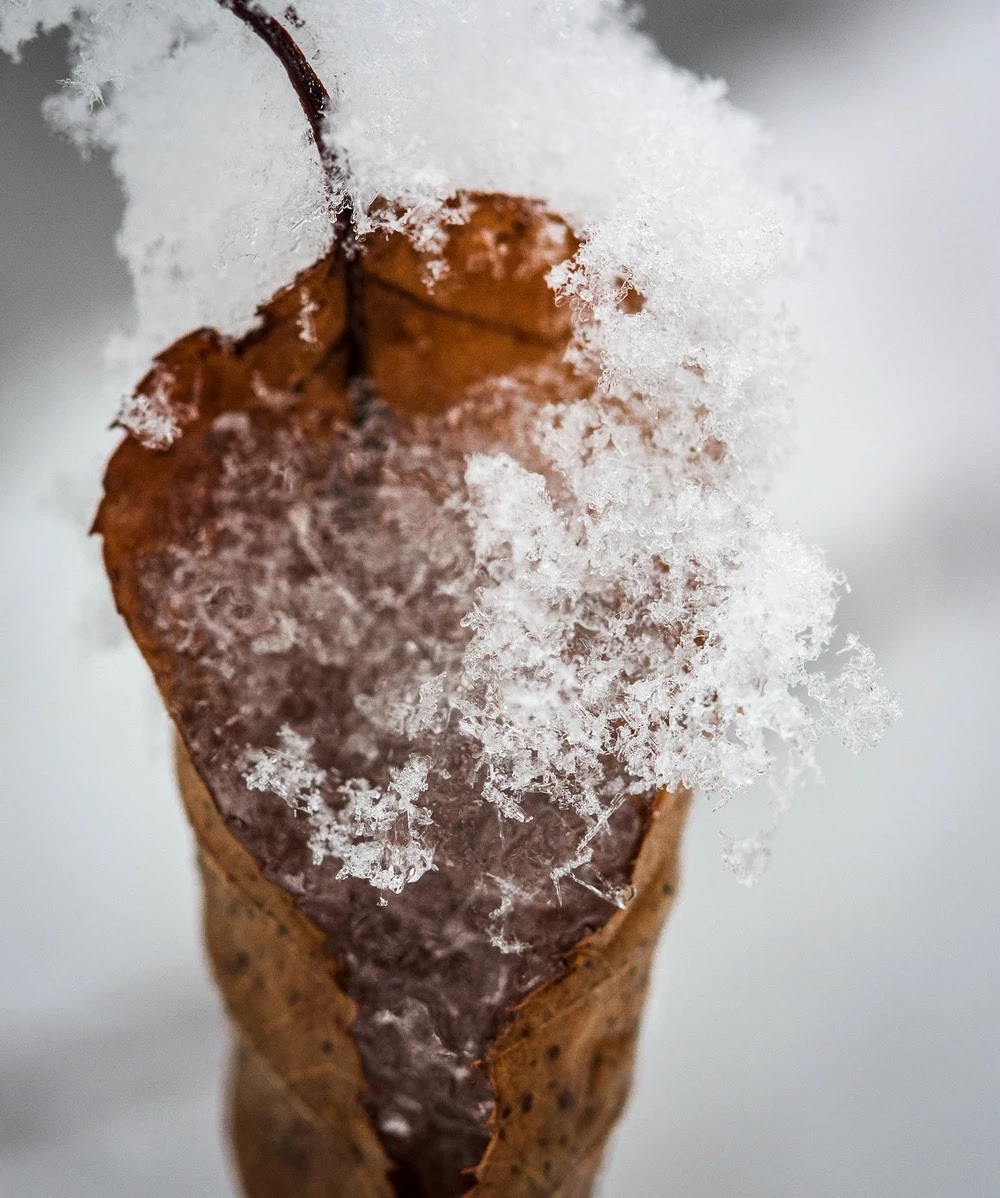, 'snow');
1,0,898,887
